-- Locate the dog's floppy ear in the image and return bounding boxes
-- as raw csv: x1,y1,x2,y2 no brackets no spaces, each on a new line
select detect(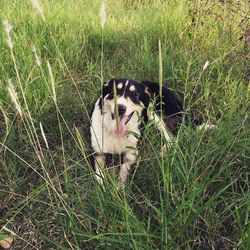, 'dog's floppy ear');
101,79,114,98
